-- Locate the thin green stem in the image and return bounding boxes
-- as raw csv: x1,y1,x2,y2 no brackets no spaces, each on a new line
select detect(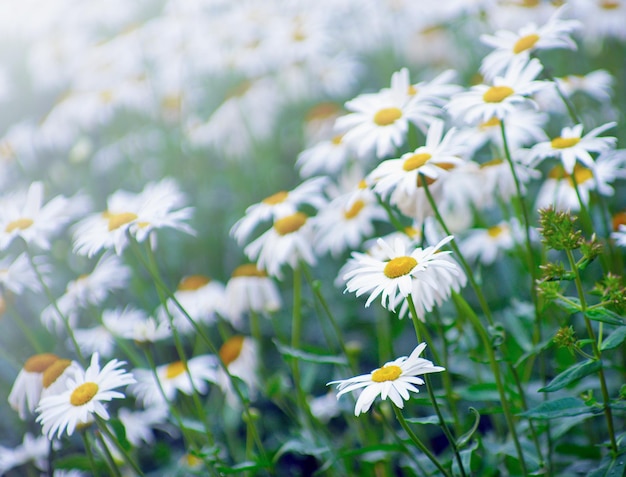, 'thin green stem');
82,432,101,477
94,430,123,477
392,405,451,477
565,249,617,454
96,417,145,476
